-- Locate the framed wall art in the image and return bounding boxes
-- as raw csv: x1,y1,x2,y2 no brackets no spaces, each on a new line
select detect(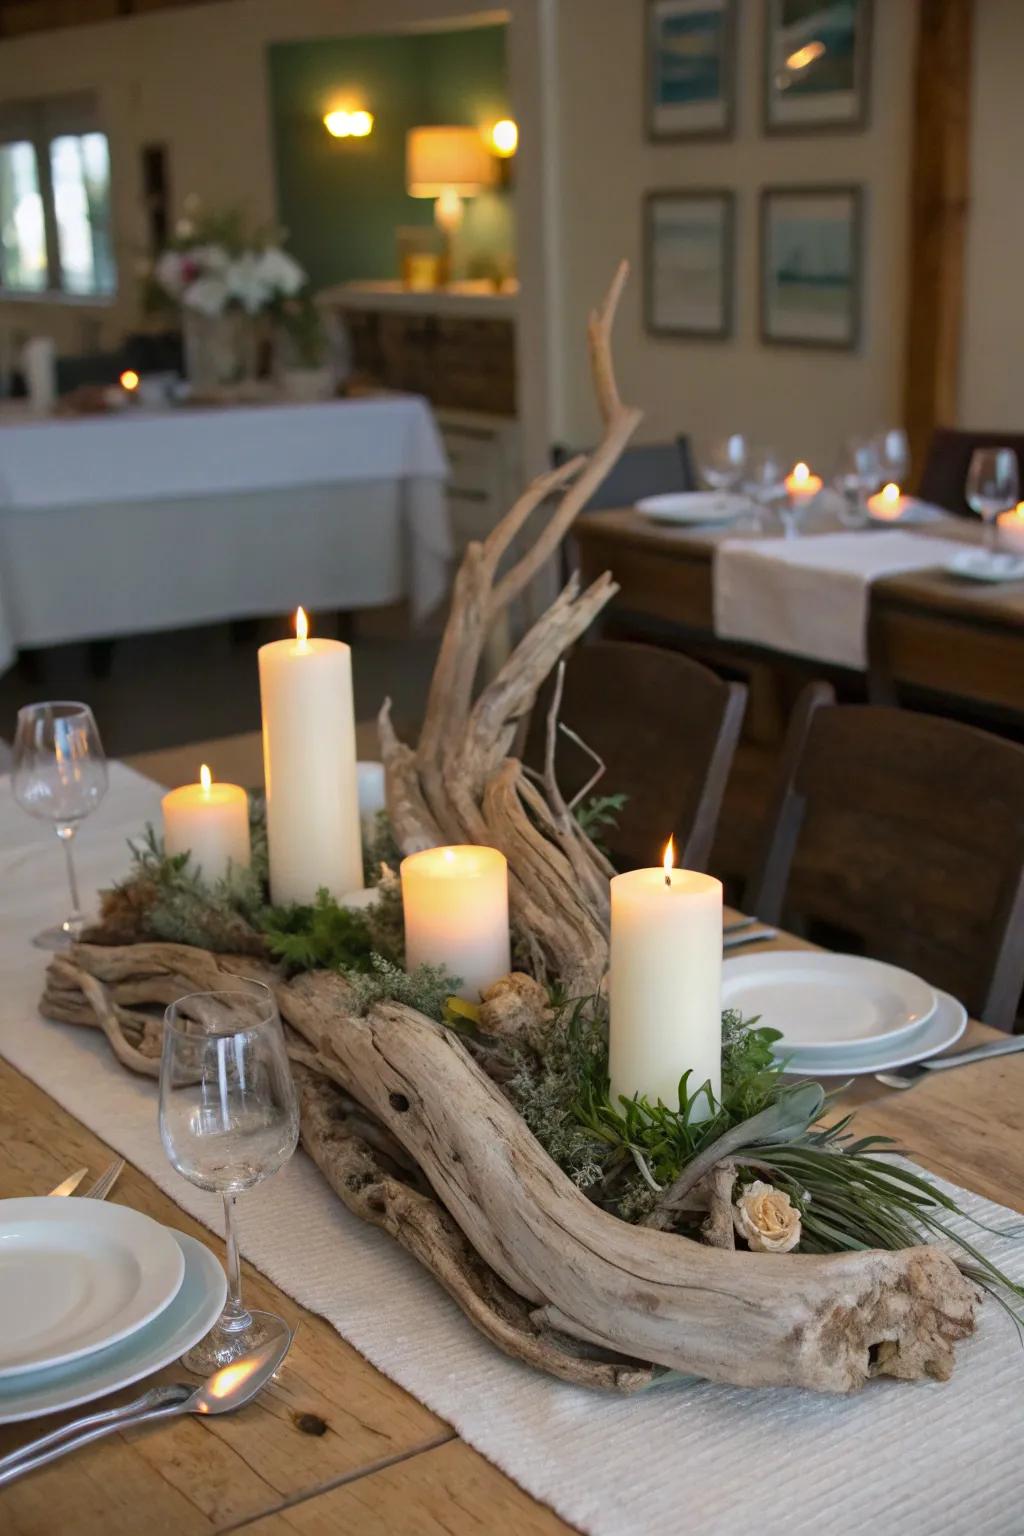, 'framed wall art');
760,185,863,349
646,0,736,141
645,189,735,340
763,0,873,134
